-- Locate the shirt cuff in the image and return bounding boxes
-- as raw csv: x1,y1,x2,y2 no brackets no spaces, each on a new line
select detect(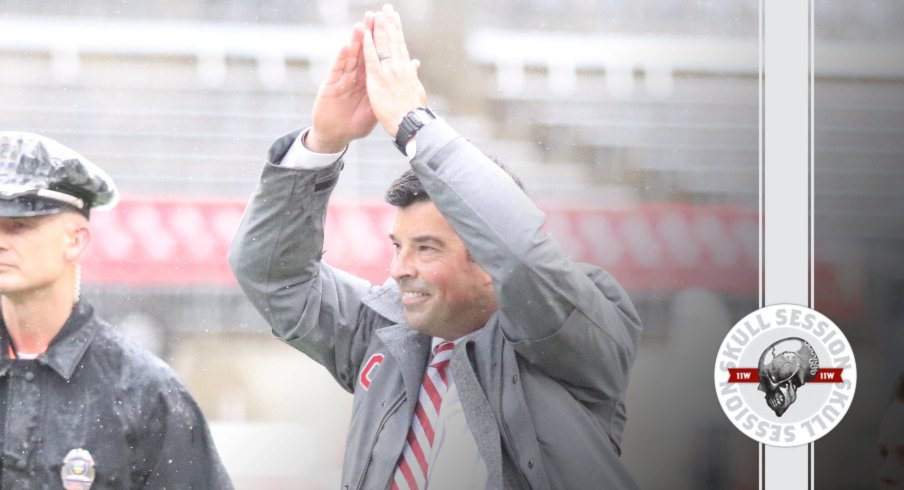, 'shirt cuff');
279,128,345,169
406,139,417,161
